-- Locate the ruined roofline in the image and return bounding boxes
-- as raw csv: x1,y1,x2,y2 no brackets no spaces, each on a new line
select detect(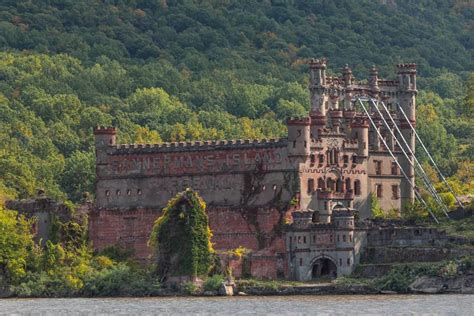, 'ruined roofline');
309,57,416,89
108,138,288,155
